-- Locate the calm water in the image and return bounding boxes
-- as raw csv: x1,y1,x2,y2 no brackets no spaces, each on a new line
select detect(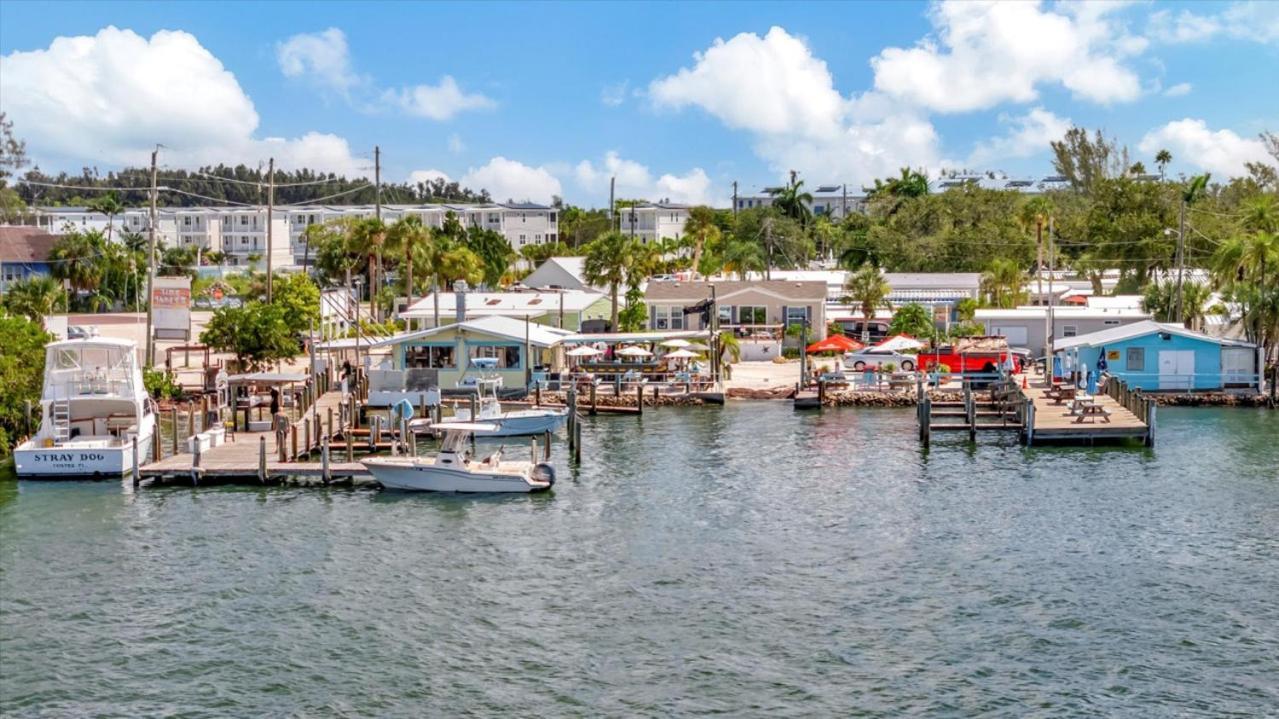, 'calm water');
2,406,1277,717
